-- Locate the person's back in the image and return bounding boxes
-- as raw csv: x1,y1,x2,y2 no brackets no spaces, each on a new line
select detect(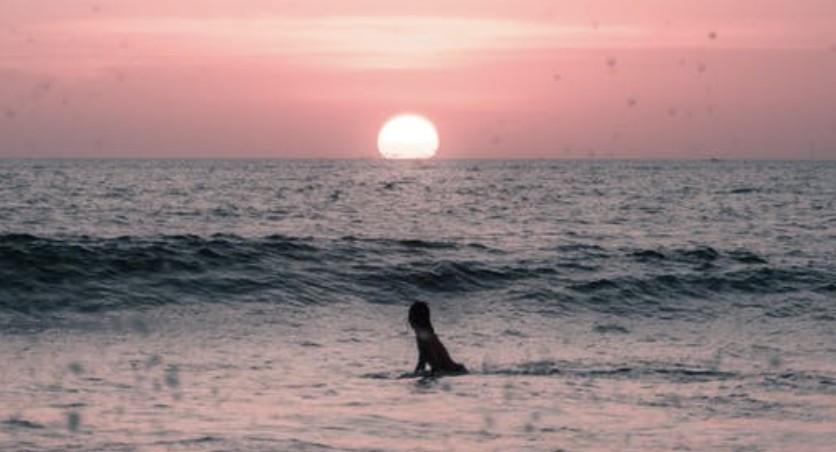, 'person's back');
408,302,467,376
